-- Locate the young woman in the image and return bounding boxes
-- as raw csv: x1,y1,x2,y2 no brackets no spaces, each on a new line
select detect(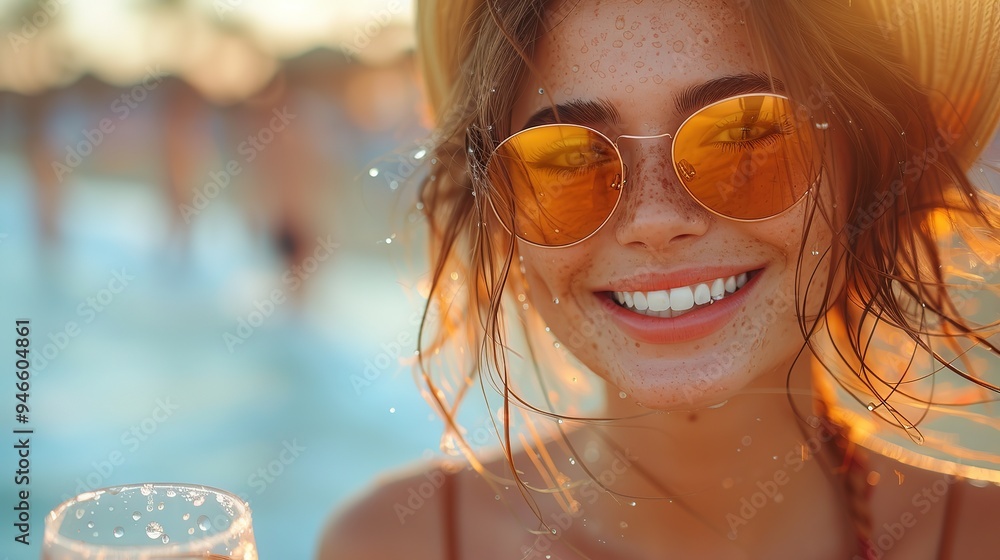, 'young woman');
321,1,1000,558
